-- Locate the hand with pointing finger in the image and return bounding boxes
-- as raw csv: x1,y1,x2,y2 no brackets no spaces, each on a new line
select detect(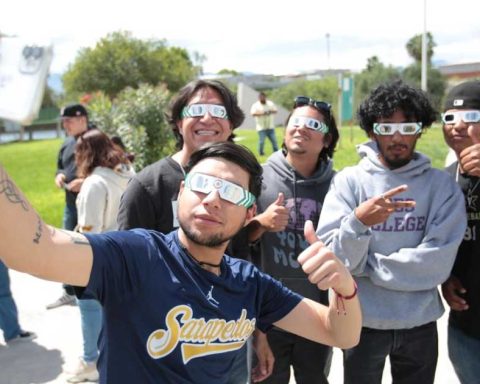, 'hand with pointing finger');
459,125,480,177
354,184,416,227
298,220,355,296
